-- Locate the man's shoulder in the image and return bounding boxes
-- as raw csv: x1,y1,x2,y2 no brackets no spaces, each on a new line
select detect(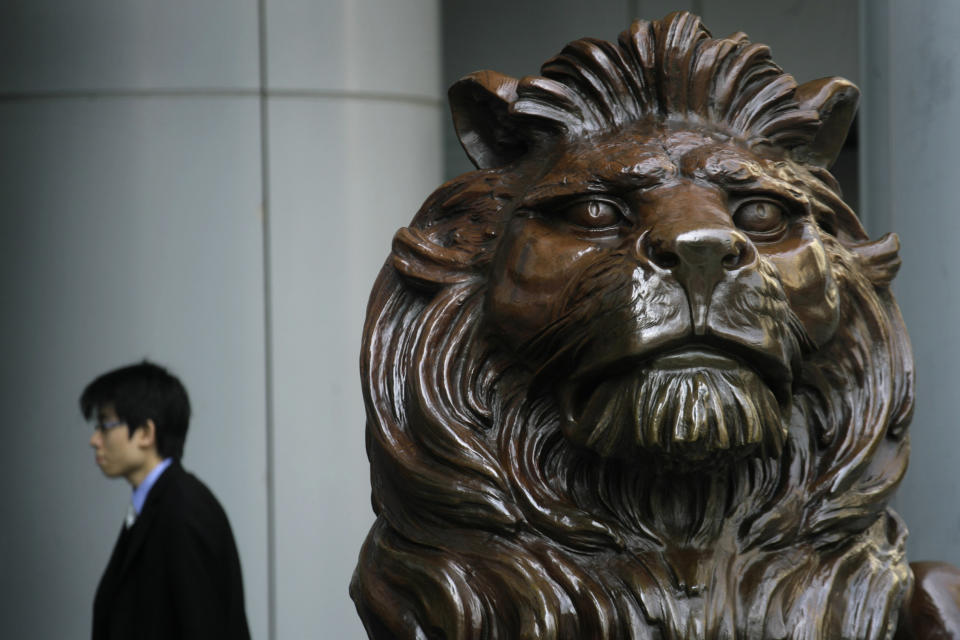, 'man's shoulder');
151,463,230,529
